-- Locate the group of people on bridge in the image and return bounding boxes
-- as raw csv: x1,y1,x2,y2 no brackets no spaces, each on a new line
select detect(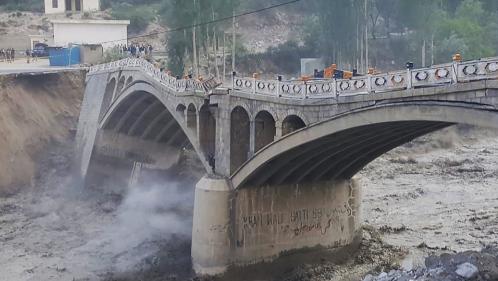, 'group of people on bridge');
0,48,16,63
117,43,154,60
